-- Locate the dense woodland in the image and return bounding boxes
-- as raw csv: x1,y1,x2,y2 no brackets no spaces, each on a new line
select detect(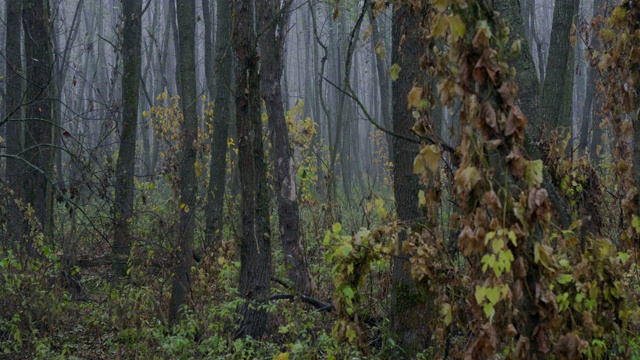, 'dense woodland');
1,0,640,358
